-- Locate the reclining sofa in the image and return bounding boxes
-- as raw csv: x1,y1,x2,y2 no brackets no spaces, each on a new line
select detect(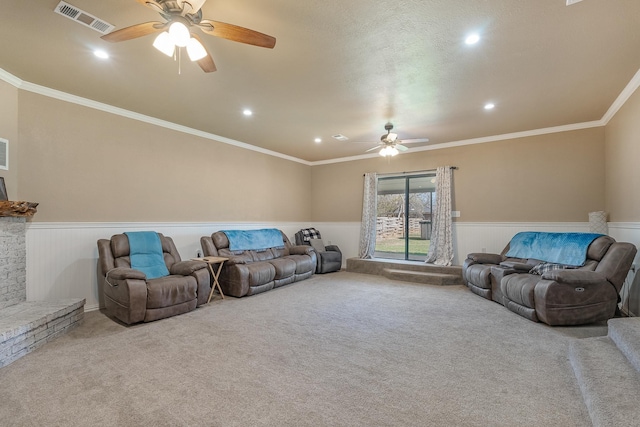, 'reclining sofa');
463,232,637,325
200,229,316,297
